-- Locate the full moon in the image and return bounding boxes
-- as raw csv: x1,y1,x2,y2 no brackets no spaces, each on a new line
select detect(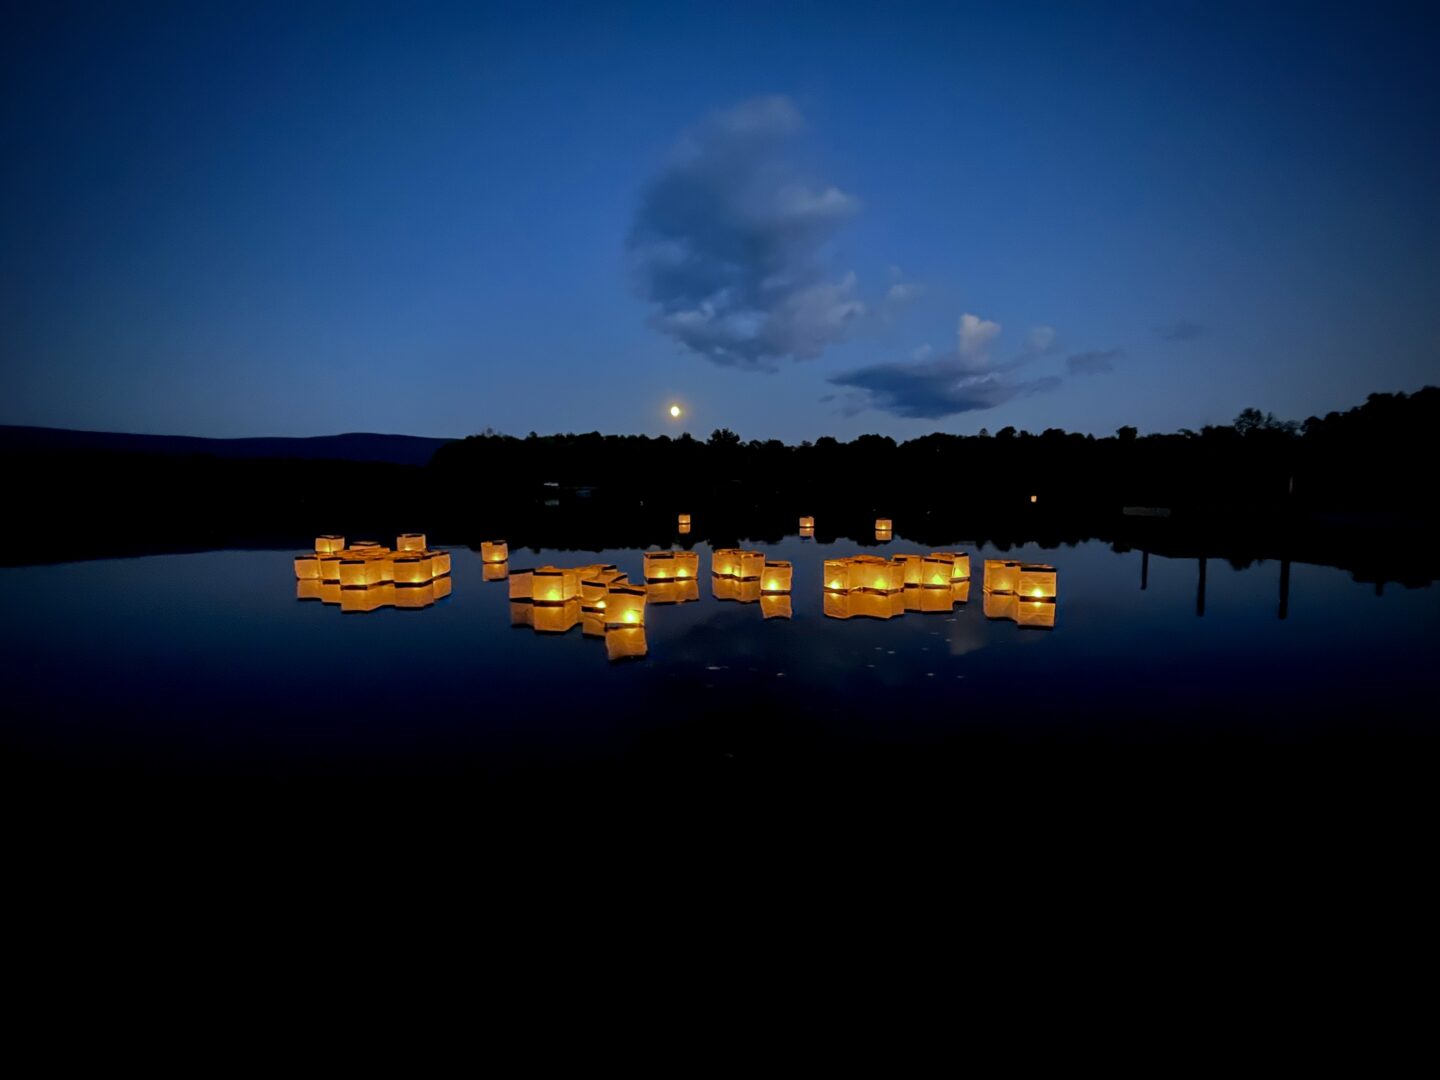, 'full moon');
669,404,682,418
